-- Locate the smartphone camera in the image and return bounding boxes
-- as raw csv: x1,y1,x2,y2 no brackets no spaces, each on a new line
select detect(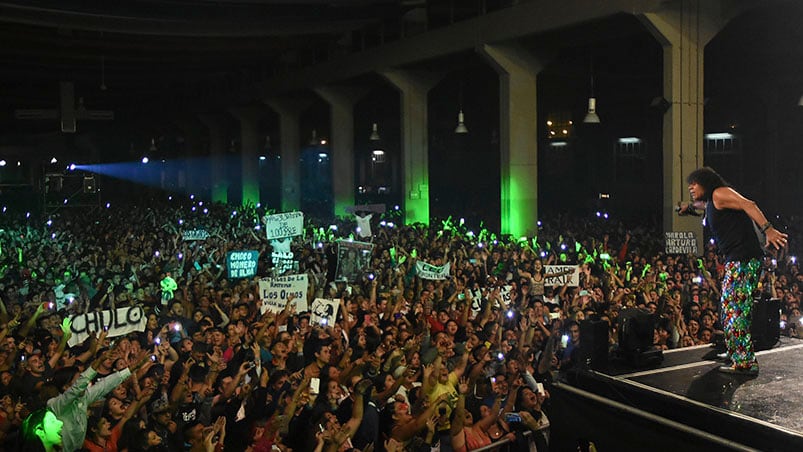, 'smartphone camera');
438,406,447,416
